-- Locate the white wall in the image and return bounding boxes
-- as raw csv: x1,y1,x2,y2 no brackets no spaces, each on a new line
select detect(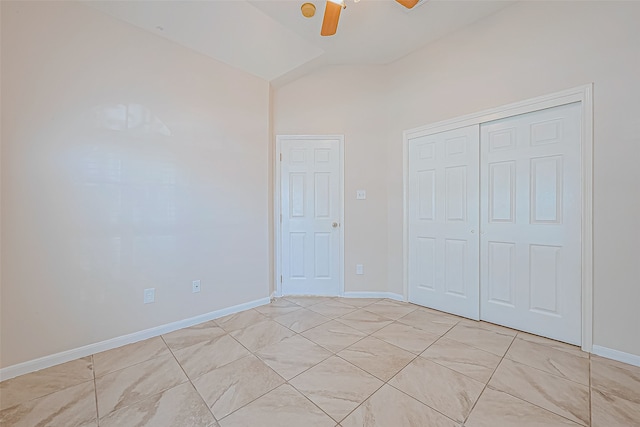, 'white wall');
0,1,270,368
275,1,640,357
273,66,390,293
